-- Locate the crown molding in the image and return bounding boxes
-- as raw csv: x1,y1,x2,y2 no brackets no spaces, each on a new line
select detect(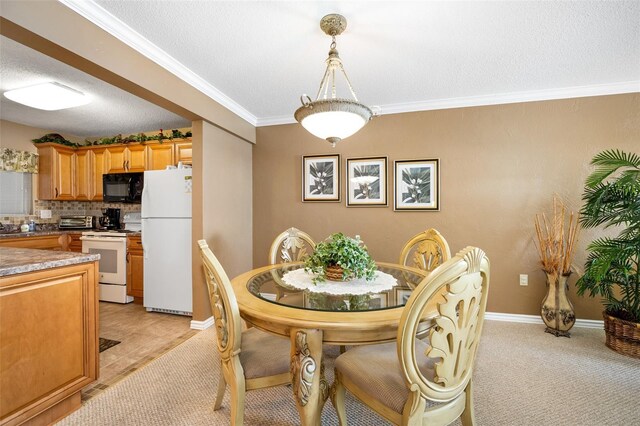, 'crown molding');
57,1,640,129
59,0,258,126
256,81,640,127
